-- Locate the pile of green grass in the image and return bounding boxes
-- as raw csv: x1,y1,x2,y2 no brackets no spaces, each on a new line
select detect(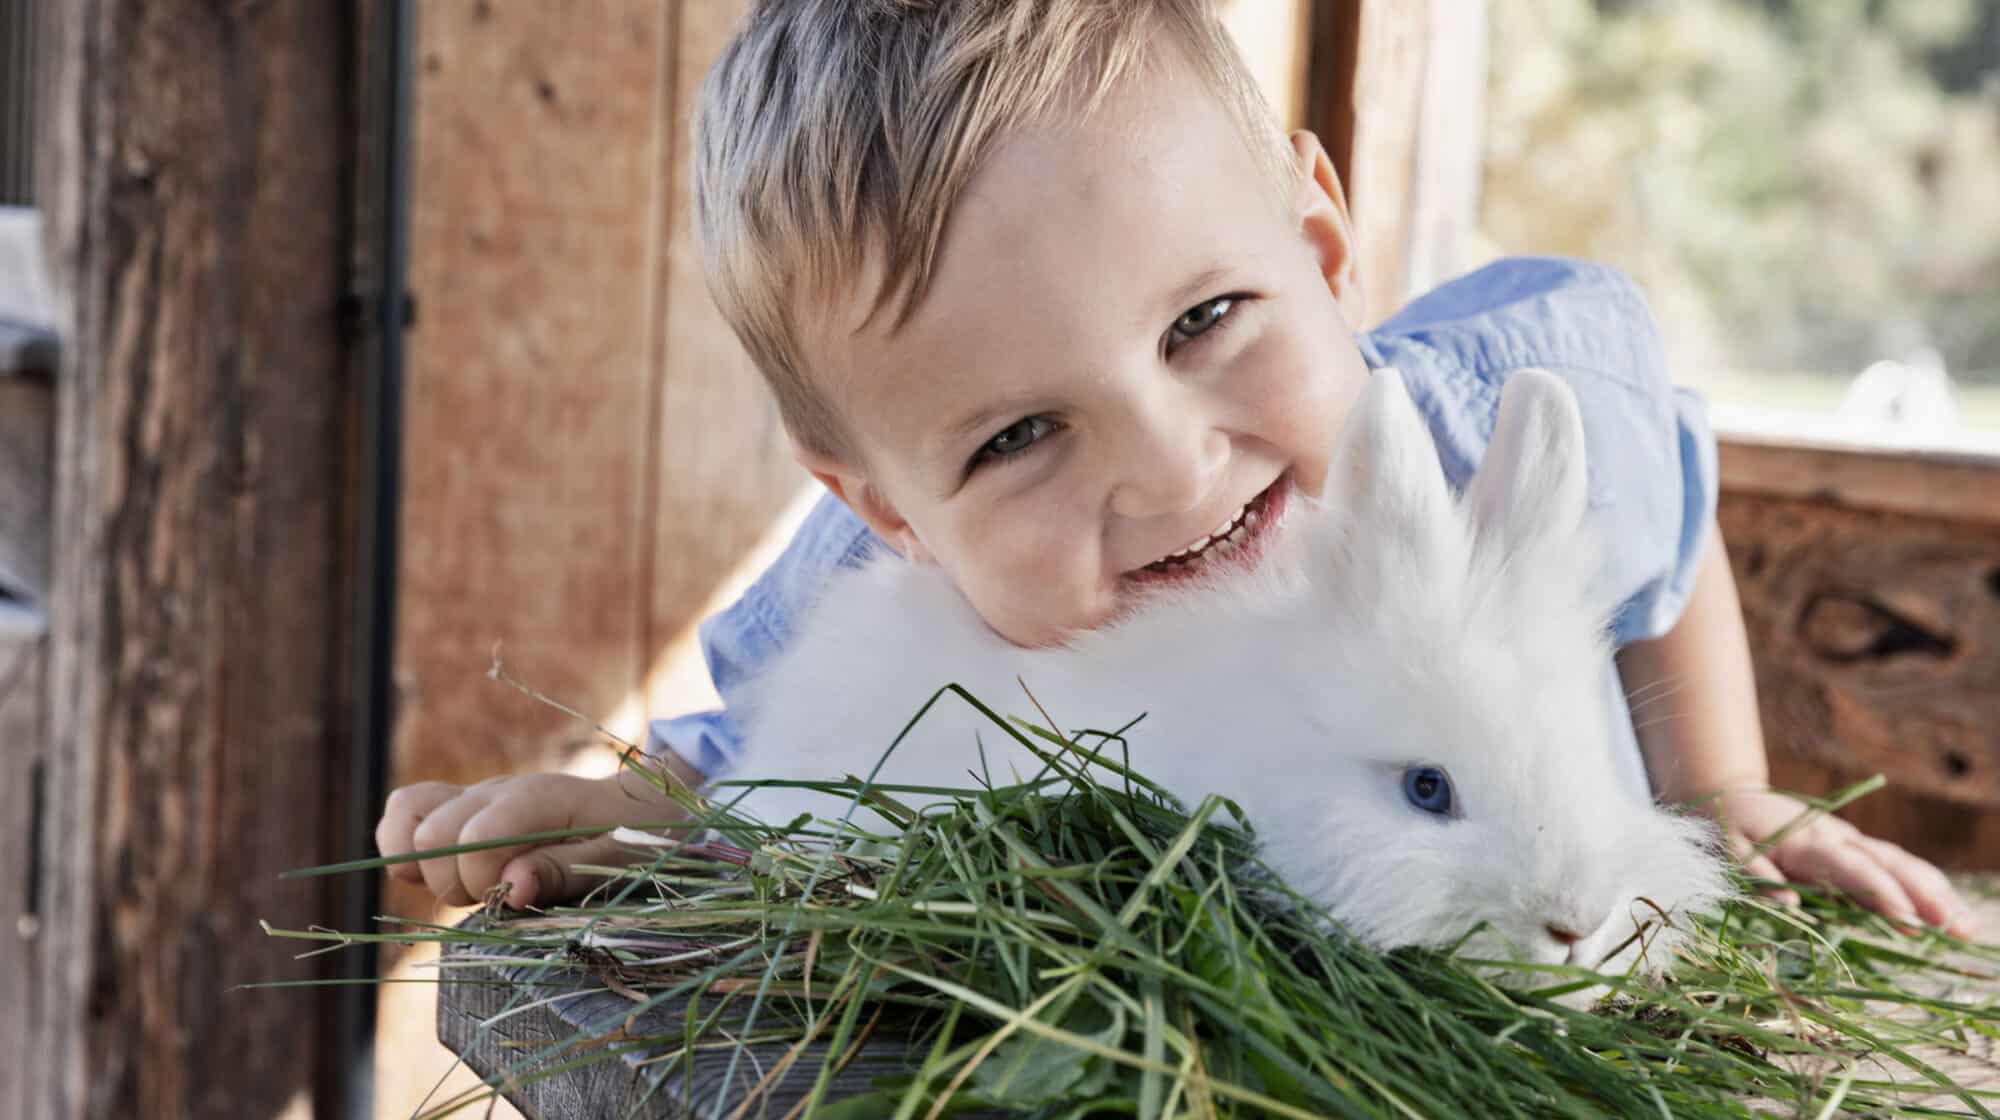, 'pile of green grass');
272,688,2000,1119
